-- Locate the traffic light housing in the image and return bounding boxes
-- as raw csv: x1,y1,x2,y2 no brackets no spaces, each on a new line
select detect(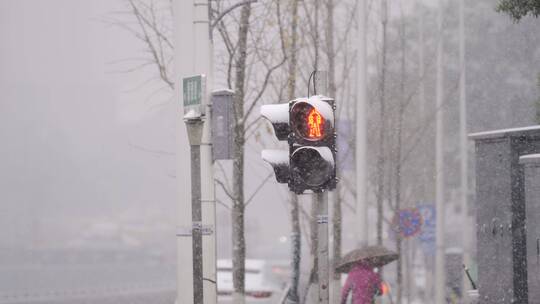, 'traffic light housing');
289,96,336,193
261,95,337,194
